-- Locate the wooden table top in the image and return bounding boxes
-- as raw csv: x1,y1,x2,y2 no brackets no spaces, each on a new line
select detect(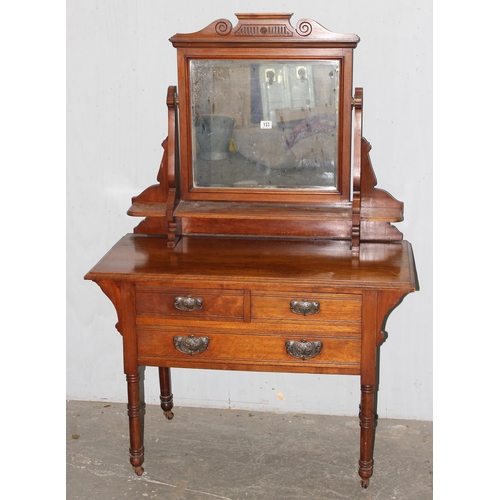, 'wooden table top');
85,234,417,291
